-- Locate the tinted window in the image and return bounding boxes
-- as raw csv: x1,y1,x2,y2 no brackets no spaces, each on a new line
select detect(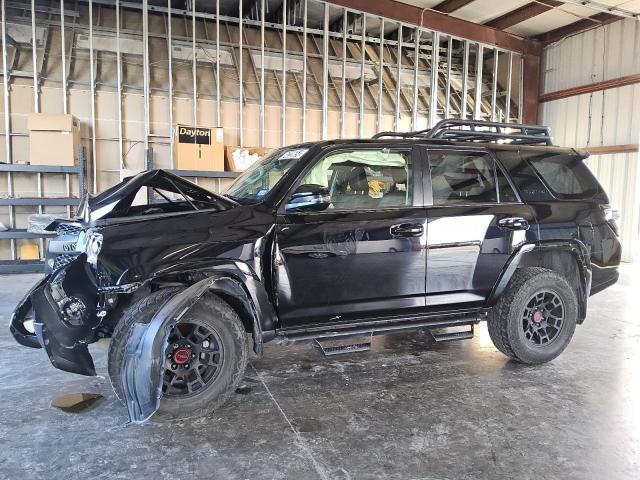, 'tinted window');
429,151,517,205
528,154,599,199
300,149,412,211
